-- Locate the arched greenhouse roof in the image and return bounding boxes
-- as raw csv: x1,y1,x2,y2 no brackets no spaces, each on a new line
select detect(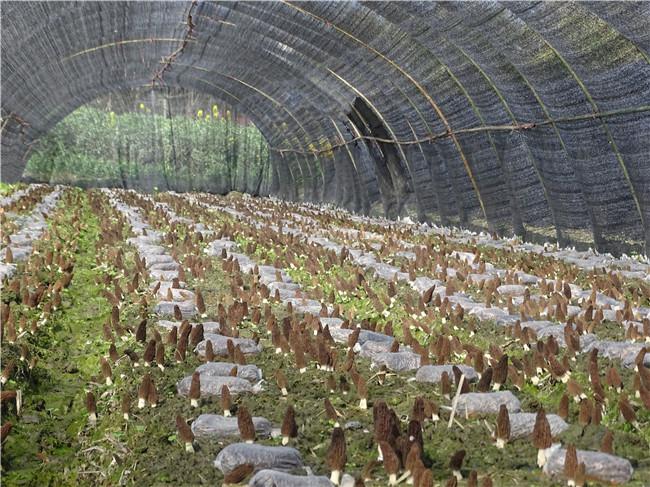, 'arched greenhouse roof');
1,1,649,253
